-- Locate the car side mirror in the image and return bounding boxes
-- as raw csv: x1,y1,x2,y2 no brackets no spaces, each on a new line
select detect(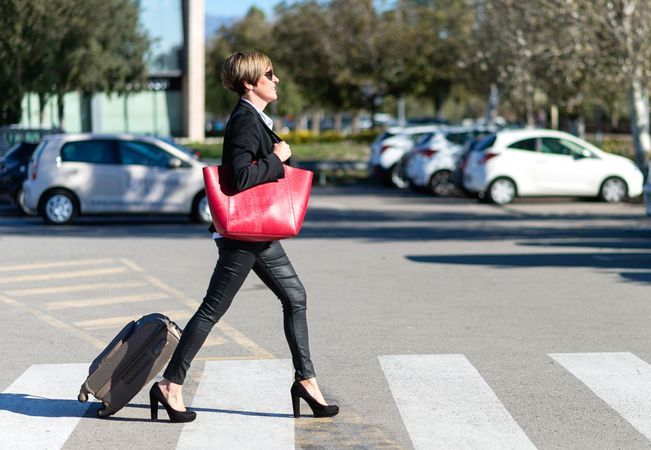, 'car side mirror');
168,157,182,169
